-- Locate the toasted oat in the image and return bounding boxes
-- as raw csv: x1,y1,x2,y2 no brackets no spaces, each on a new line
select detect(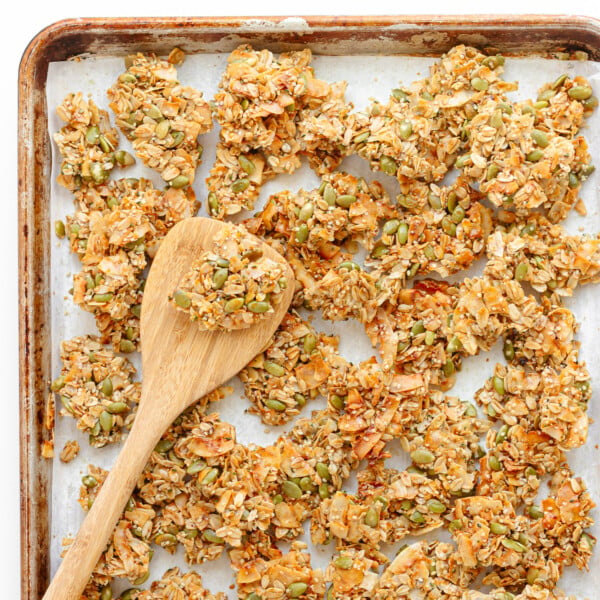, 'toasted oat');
59,440,80,463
